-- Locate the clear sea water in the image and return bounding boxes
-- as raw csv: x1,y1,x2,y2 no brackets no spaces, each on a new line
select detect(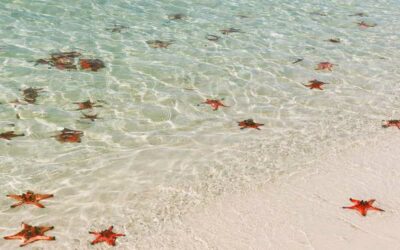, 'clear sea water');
1,0,400,248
